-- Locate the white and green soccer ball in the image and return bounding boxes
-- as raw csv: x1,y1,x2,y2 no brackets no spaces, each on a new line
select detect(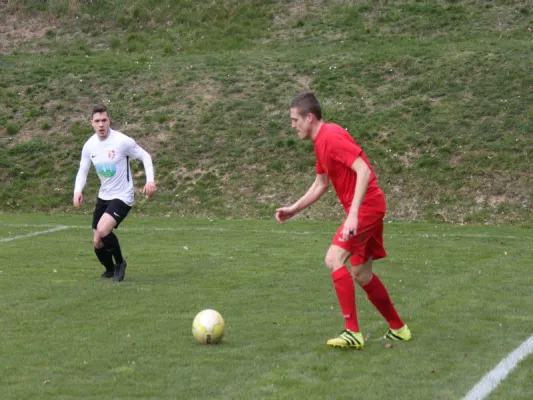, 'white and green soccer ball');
192,309,225,344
